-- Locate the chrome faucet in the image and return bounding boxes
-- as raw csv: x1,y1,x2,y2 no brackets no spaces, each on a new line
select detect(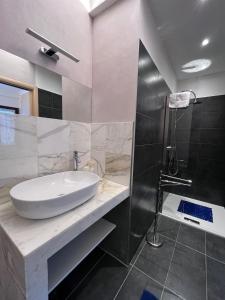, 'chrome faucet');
73,151,81,171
